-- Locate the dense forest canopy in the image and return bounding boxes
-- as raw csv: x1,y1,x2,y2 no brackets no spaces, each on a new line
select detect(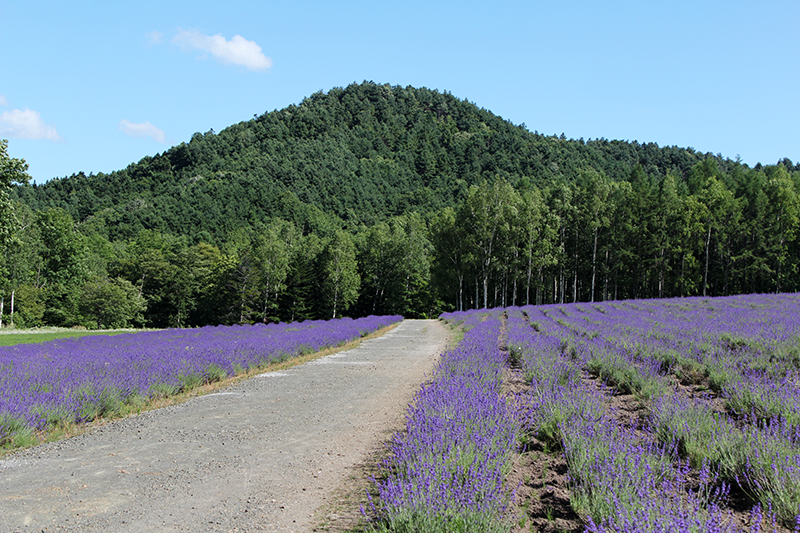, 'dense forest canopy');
3,82,799,328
